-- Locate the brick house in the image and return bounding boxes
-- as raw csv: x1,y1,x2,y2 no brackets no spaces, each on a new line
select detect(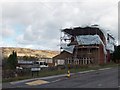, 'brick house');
53,25,115,66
